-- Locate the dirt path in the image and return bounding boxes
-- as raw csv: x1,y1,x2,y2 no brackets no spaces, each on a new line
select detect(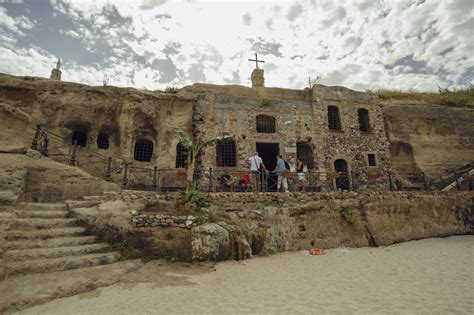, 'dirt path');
19,235,474,314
